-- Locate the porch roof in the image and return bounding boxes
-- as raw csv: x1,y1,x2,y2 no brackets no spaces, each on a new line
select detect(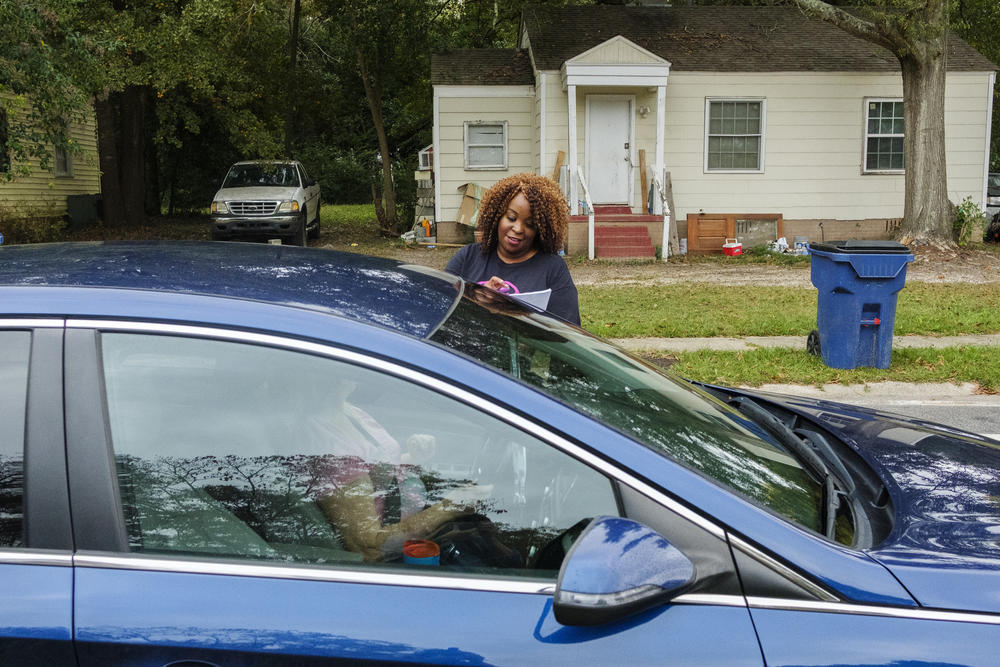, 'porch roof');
521,5,996,74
